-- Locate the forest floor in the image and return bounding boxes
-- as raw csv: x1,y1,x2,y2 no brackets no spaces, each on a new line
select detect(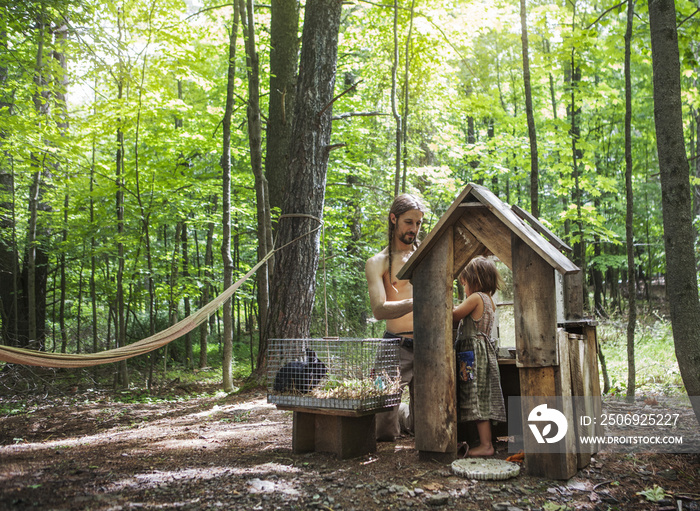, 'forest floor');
1,371,700,511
